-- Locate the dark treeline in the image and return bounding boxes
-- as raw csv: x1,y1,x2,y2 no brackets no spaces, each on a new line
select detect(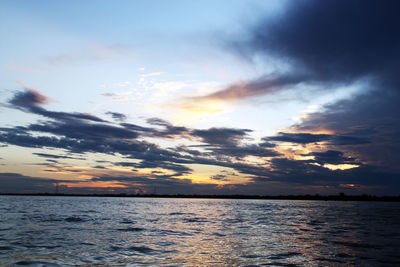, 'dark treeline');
1,193,400,202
